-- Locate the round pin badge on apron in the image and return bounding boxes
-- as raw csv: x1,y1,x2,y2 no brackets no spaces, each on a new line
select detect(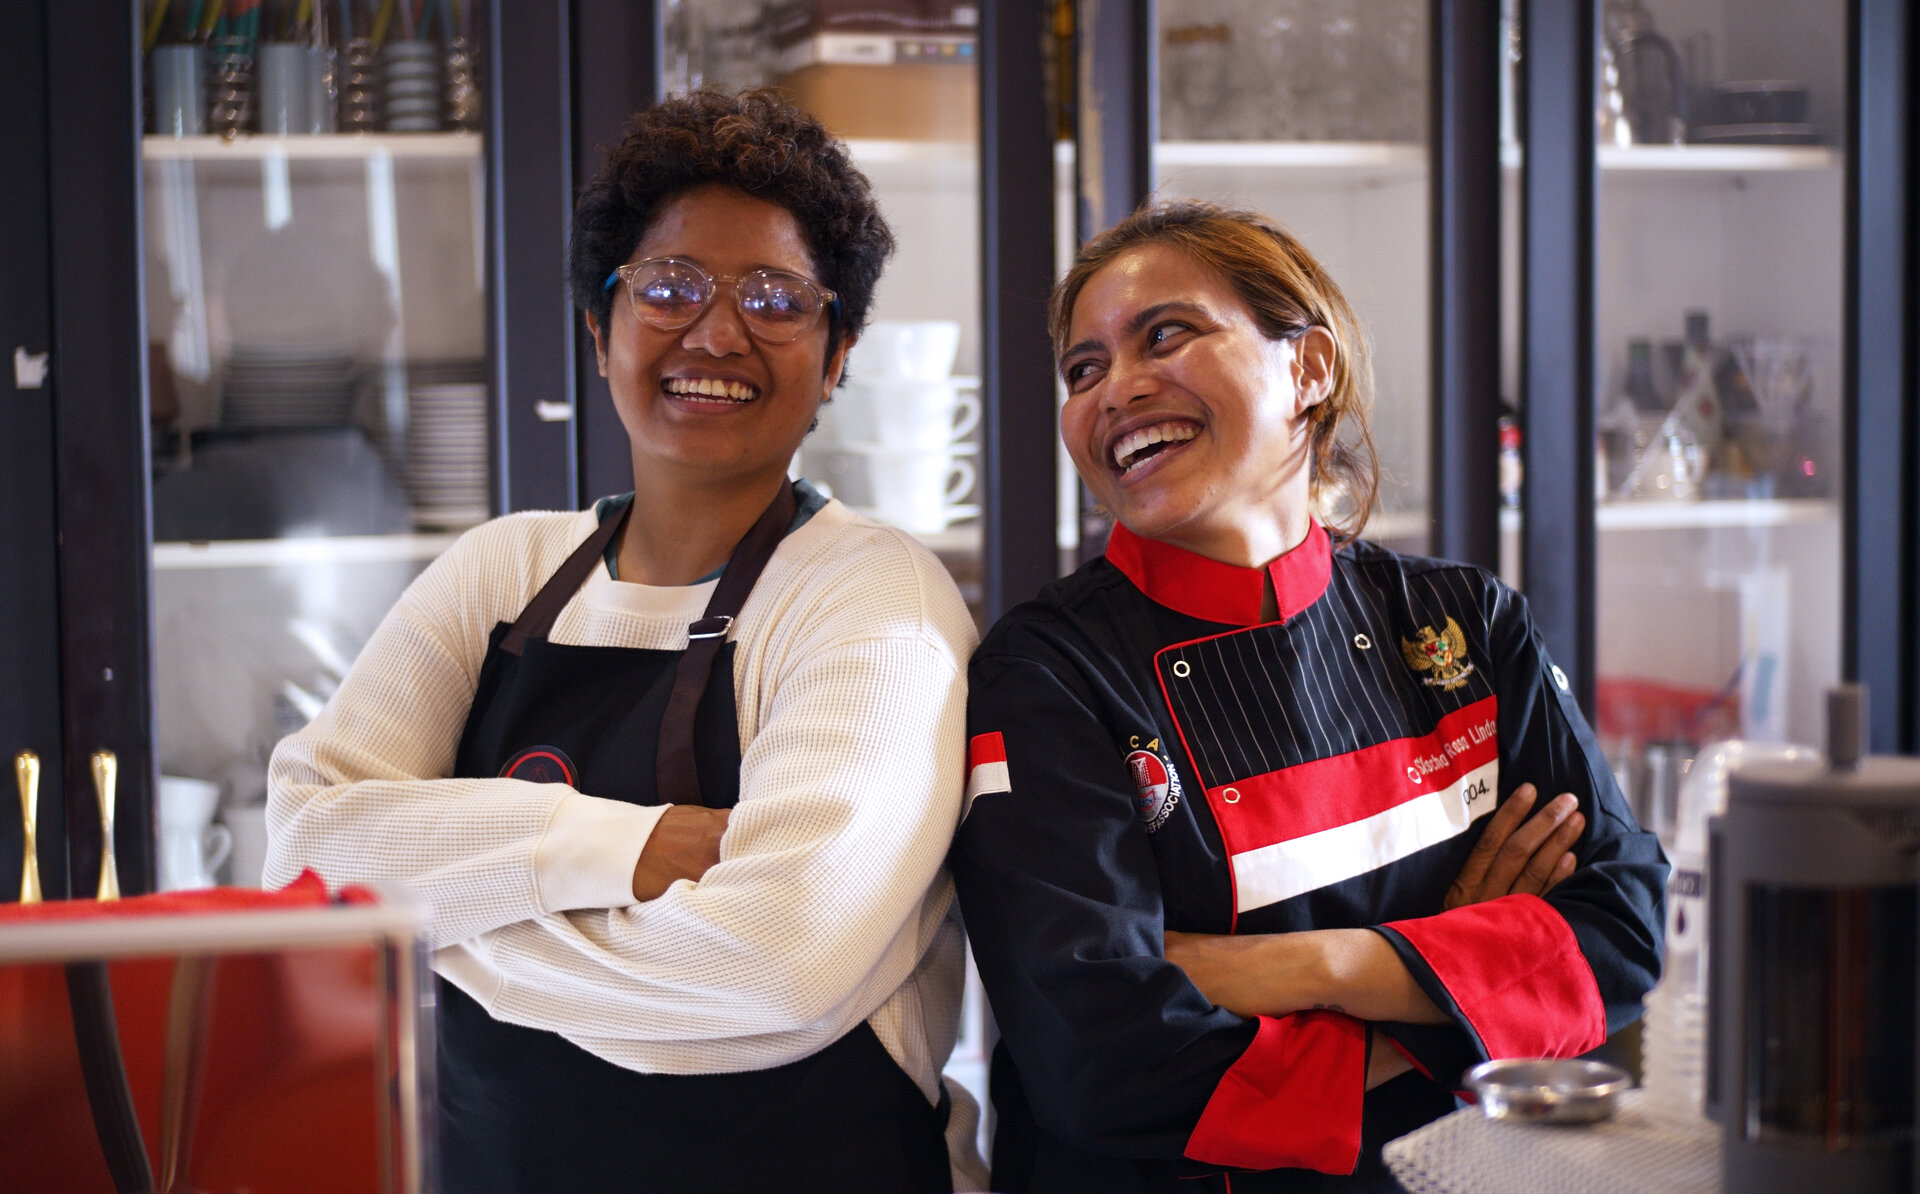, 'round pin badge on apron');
436,480,951,1193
